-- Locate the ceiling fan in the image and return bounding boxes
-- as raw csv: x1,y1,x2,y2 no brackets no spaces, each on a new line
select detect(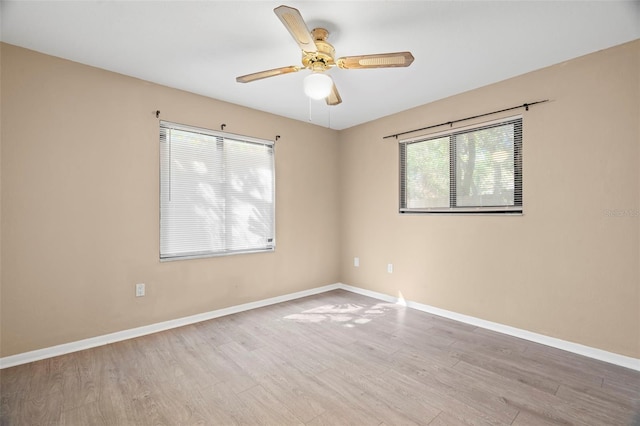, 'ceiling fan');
236,5,415,106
